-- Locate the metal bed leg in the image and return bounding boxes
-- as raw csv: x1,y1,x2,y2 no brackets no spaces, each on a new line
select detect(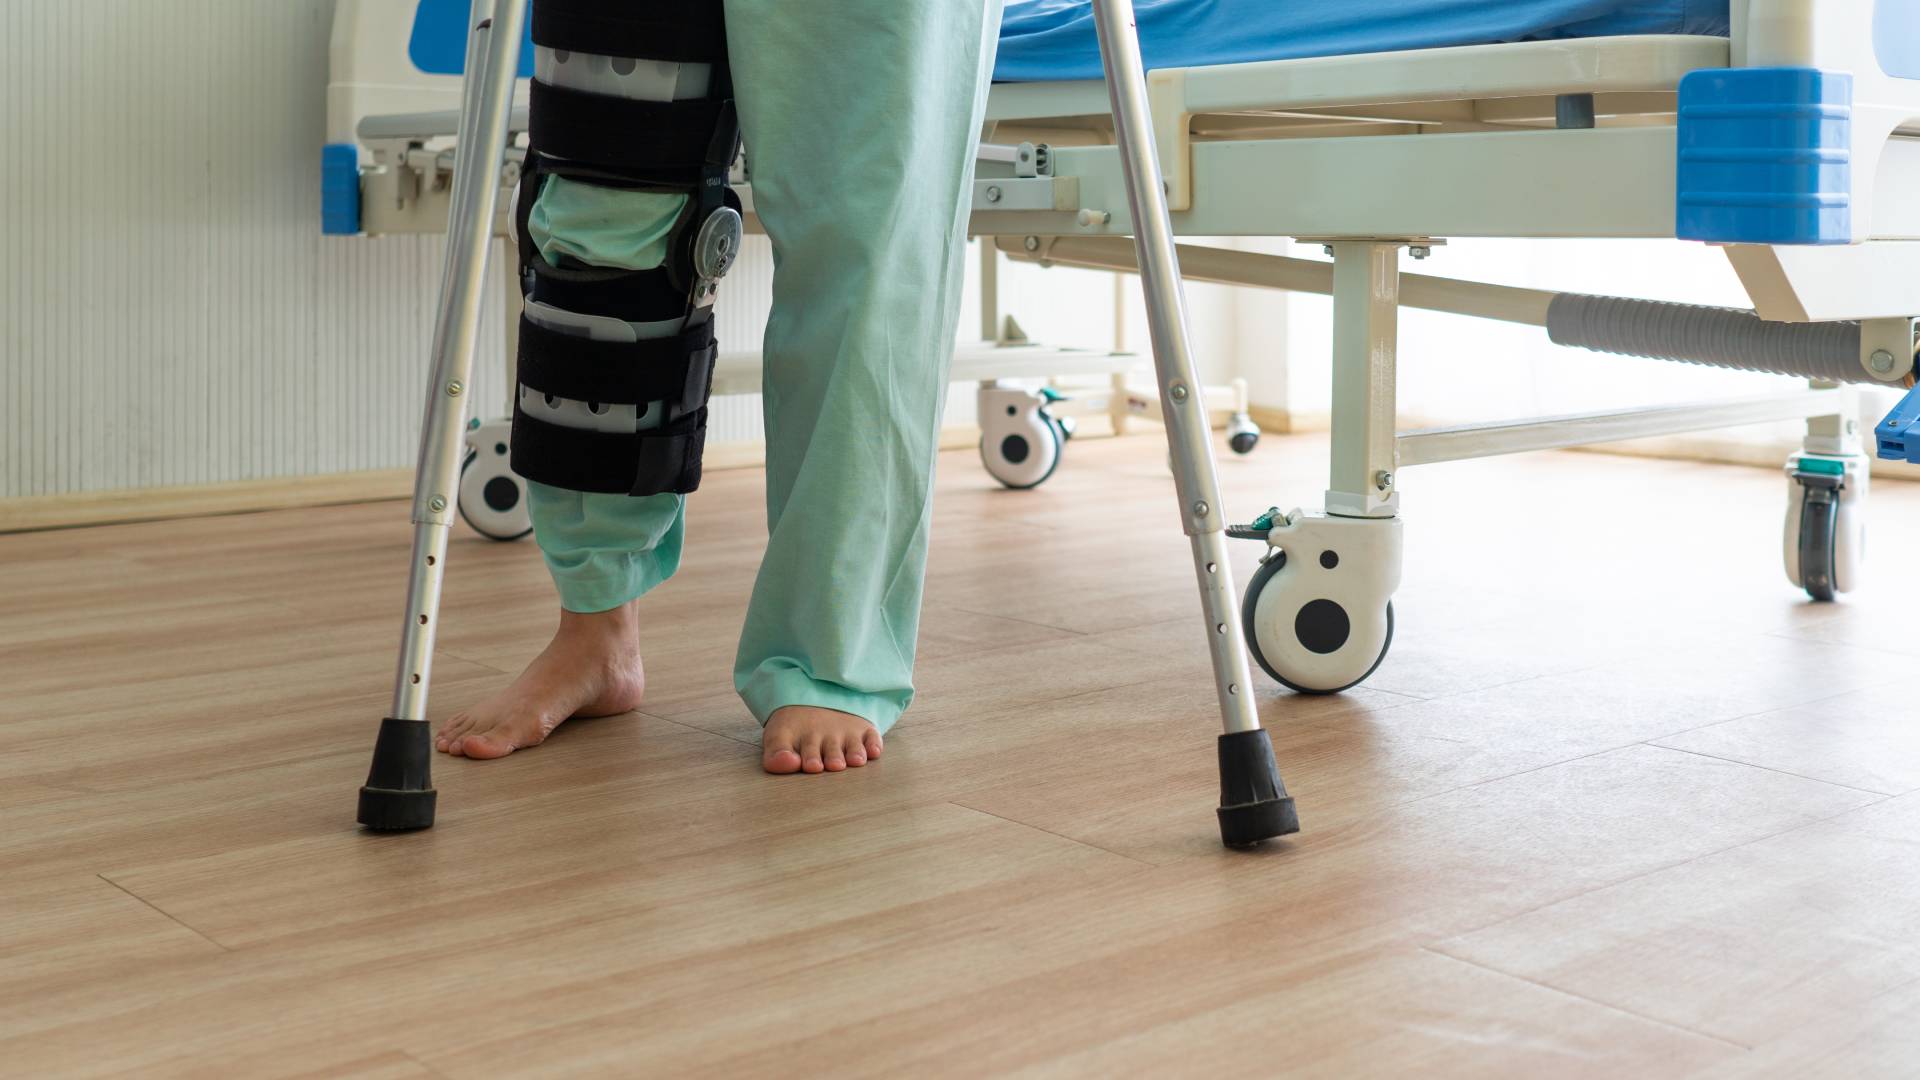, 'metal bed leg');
1089,0,1297,847
357,0,529,831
